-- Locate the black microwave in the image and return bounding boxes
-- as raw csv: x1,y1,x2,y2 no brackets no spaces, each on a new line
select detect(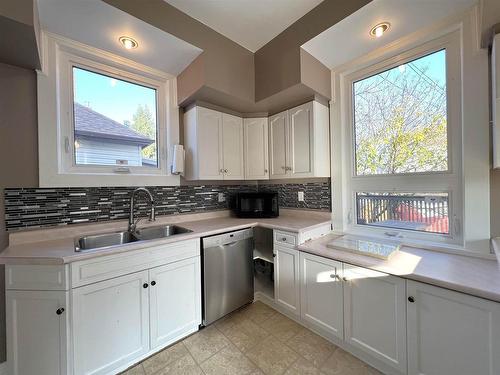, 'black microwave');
234,192,279,218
